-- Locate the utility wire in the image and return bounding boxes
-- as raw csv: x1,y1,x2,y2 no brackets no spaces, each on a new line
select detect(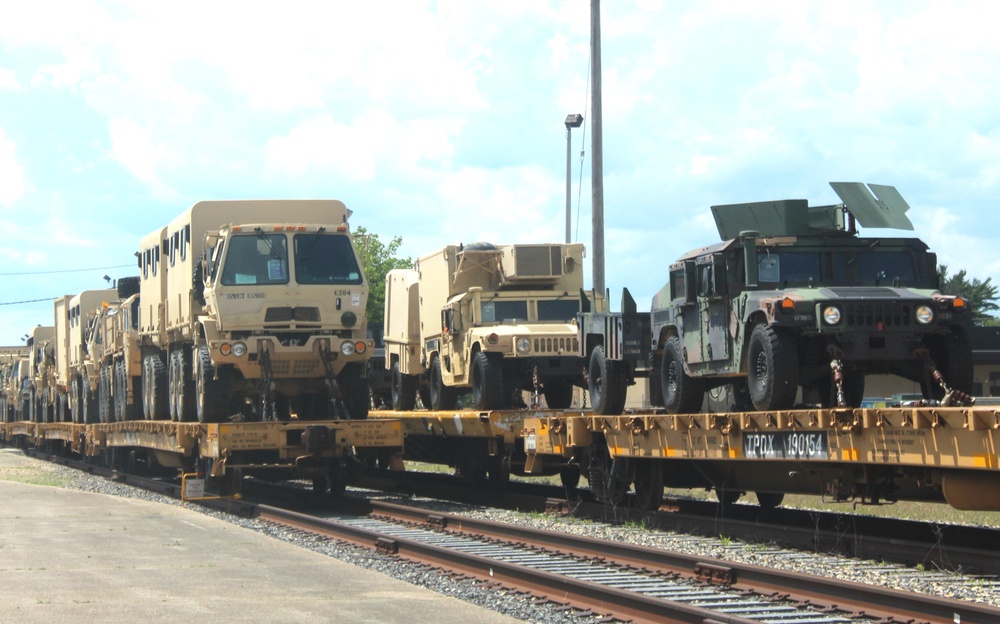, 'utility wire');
0,264,134,277
0,297,57,306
